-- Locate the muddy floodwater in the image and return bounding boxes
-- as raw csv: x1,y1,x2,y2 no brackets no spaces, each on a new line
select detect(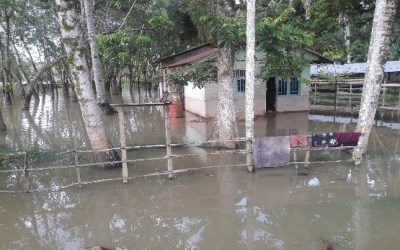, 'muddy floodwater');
1,90,400,250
